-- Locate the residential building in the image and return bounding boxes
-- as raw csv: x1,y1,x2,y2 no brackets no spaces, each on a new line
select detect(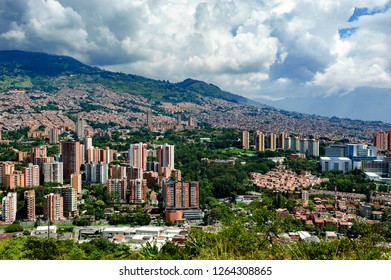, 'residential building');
373,131,391,151
43,193,64,222
71,173,82,194
254,131,265,152
128,179,147,203
24,189,36,221
76,117,86,140
158,143,175,171
49,127,59,144
107,179,128,203
2,192,17,224
129,143,148,175
163,181,199,210
4,171,25,189
55,186,77,217
61,140,81,180
0,162,15,186
241,131,250,149
22,163,40,187
44,161,63,184
266,133,277,151
85,161,108,184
